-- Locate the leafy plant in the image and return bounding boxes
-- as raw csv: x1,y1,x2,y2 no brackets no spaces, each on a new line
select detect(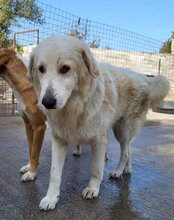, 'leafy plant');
0,0,44,48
